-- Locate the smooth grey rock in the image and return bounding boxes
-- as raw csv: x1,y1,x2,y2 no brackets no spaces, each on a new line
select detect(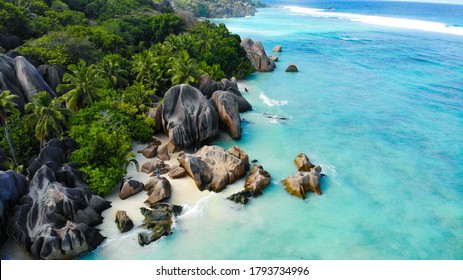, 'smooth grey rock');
14,56,56,102
7,165,110,259
162,84,219,148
